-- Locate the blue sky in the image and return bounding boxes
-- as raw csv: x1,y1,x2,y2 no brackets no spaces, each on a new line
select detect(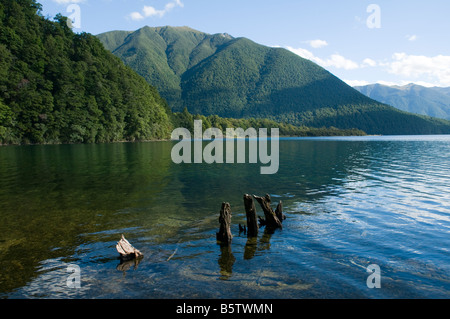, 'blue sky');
39,0,450,87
